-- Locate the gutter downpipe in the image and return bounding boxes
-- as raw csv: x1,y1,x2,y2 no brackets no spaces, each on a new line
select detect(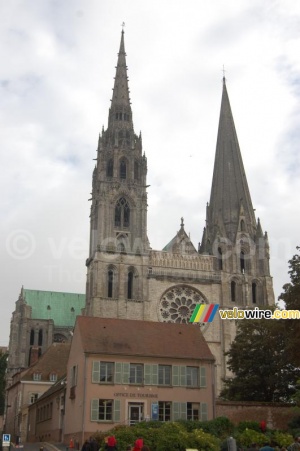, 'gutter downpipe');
81,354,87,446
